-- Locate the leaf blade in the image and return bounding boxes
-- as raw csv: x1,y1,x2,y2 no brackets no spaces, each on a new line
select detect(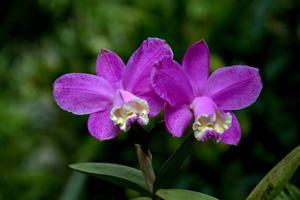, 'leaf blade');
70,162,150,194
156,189,218,200
246,145,300,200
153,132,194,191
274,184,300,200
130,197,152,200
